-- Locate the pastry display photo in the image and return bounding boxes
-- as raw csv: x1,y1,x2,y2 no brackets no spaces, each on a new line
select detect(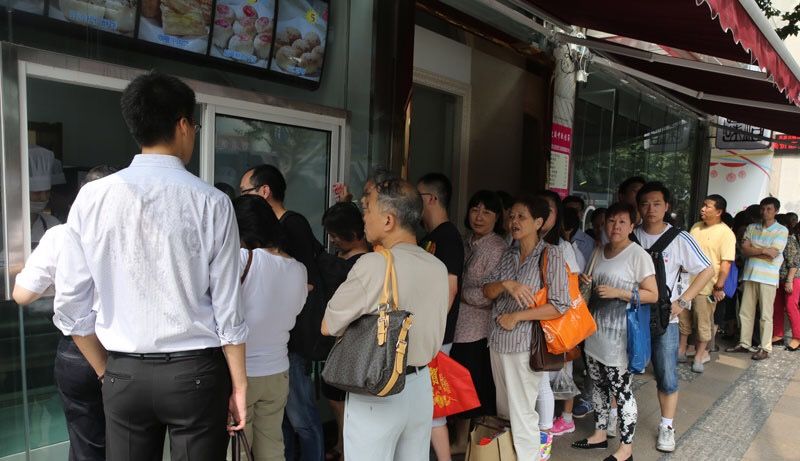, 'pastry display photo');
270,0,328,82
137,0,212,53
48,0,137,36
210,0,276,68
